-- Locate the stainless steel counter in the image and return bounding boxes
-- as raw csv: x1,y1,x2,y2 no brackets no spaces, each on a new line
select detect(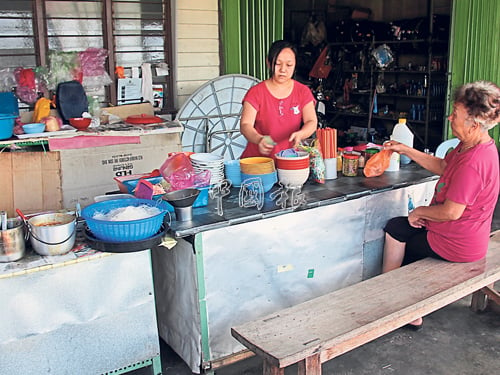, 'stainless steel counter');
168,163,438,237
